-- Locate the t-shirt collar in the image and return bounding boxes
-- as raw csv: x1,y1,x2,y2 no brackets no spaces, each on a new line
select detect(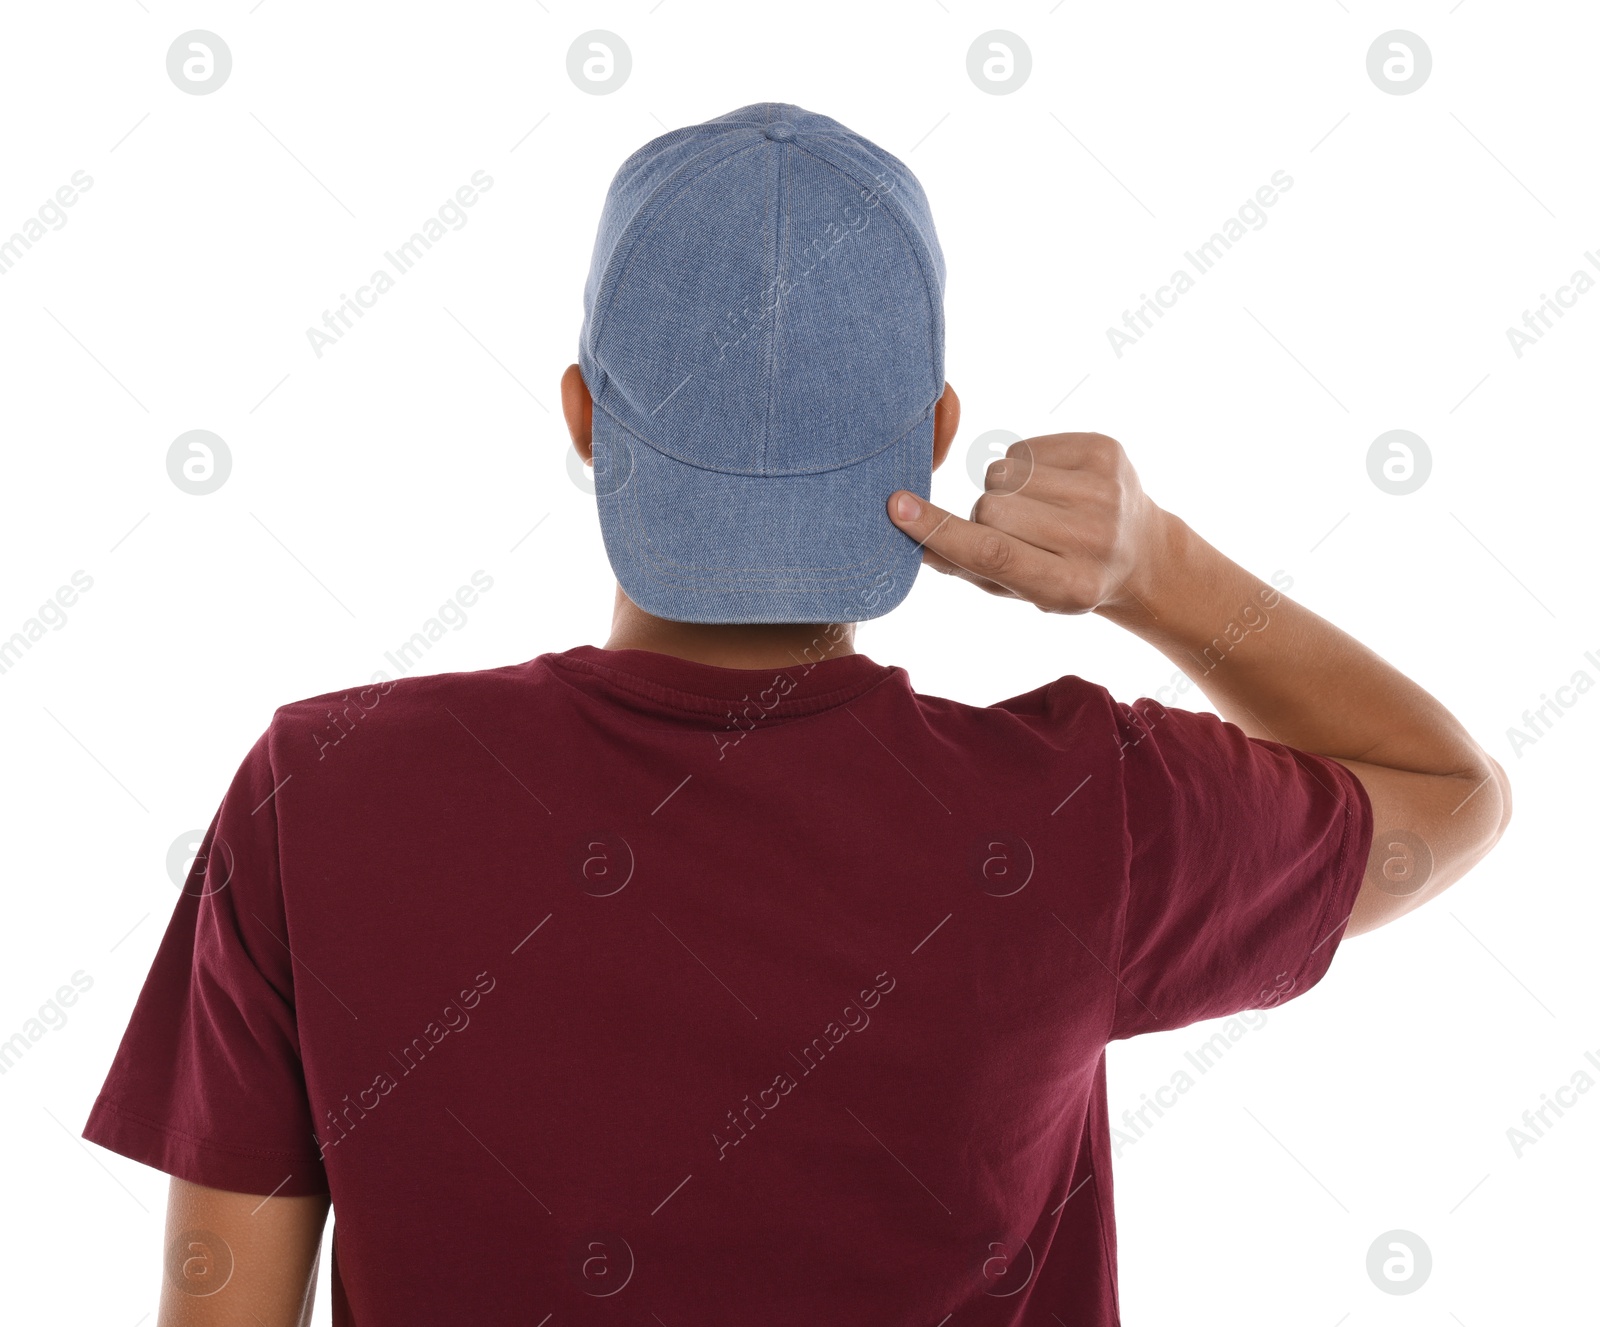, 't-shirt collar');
542,643,896,721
